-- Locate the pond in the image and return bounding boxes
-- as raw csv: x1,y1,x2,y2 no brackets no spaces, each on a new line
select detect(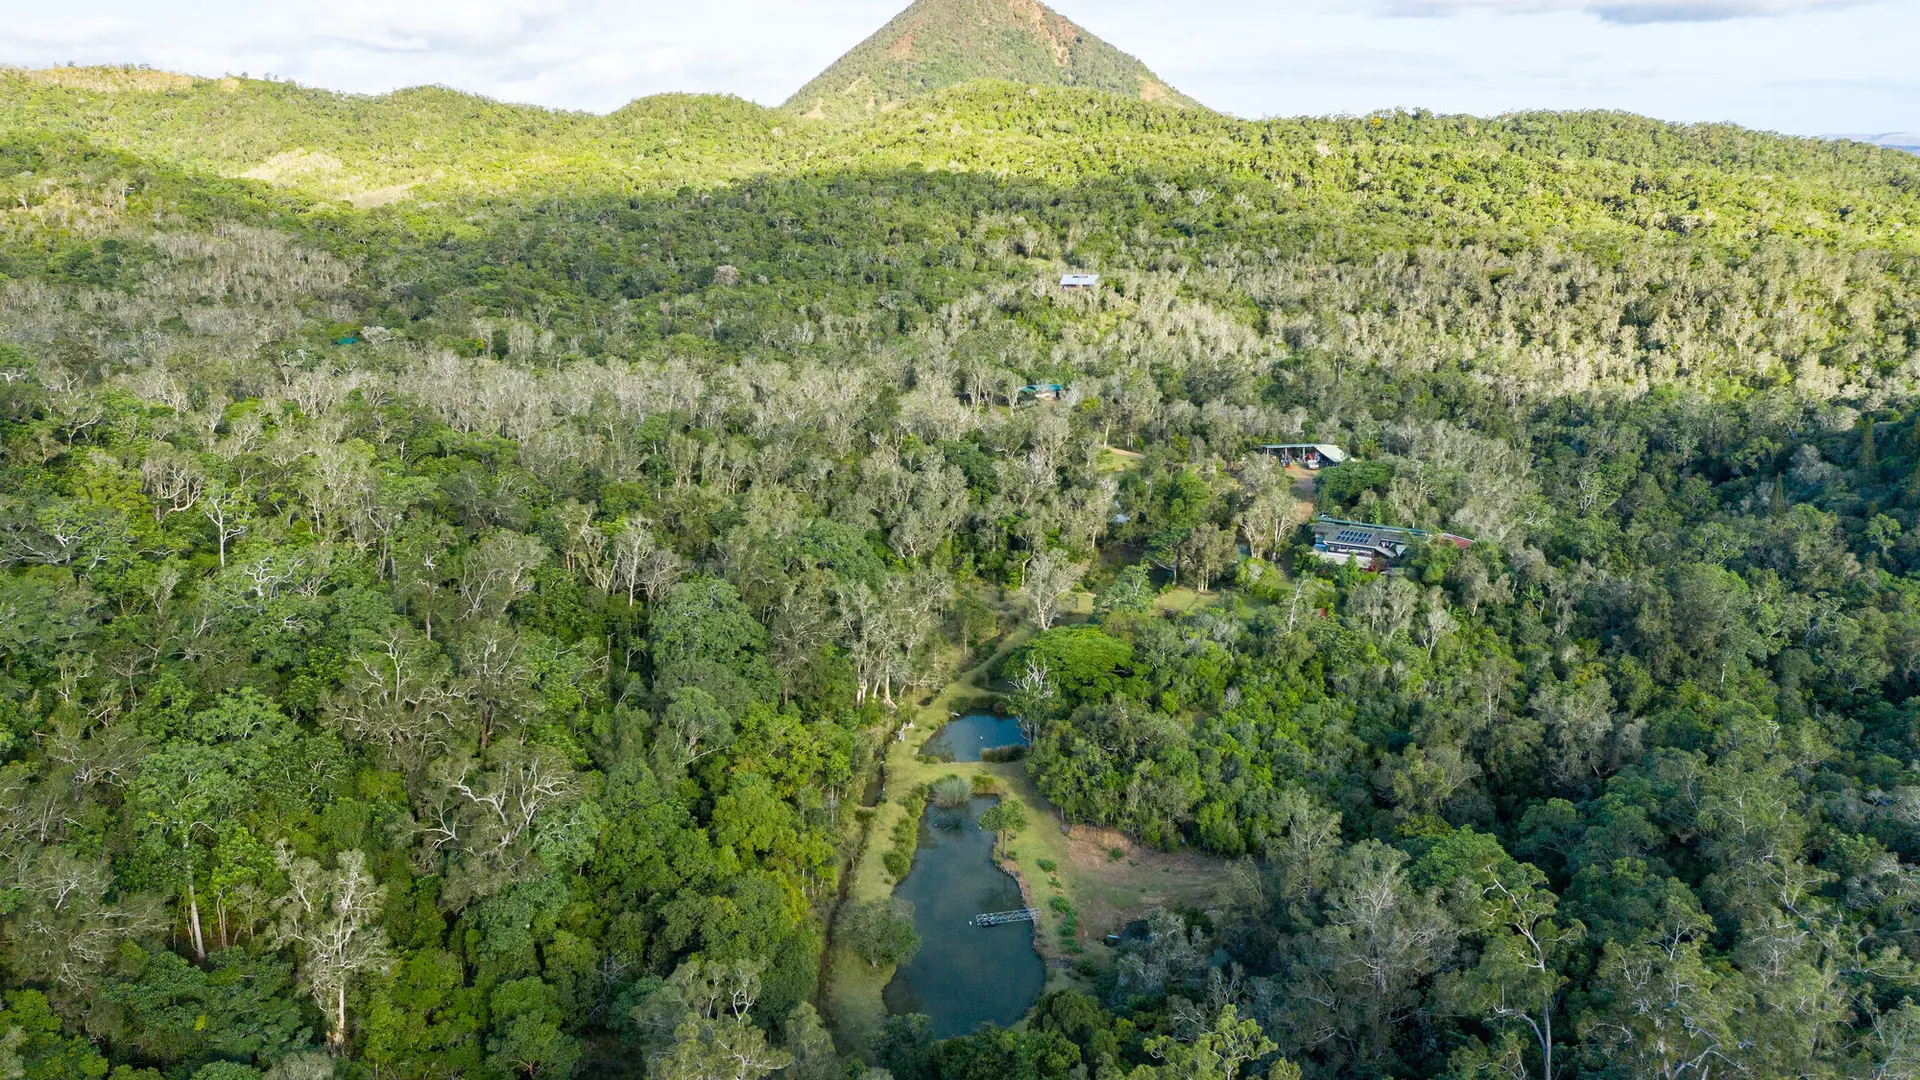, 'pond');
921,713,1028,763
882,796,1046,1039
